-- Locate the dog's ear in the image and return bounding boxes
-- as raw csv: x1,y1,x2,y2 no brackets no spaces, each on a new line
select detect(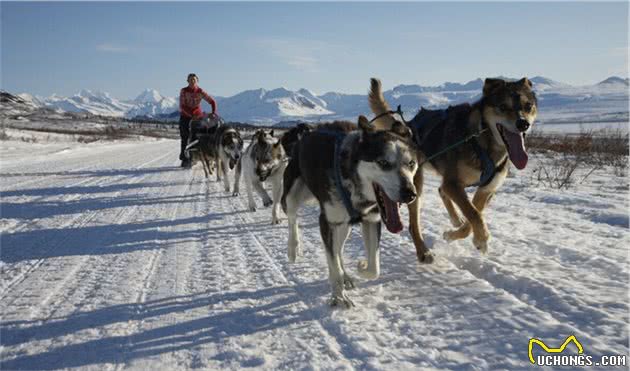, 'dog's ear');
272,141,285,157
358,115,374,134
269,130,274,138
517,77,533,89
391,121,411,139
483,78,505,96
